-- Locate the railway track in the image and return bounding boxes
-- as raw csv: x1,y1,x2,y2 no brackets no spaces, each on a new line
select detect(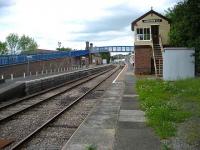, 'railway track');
0,65,122,150
0,67,114,123
0,66,115,110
